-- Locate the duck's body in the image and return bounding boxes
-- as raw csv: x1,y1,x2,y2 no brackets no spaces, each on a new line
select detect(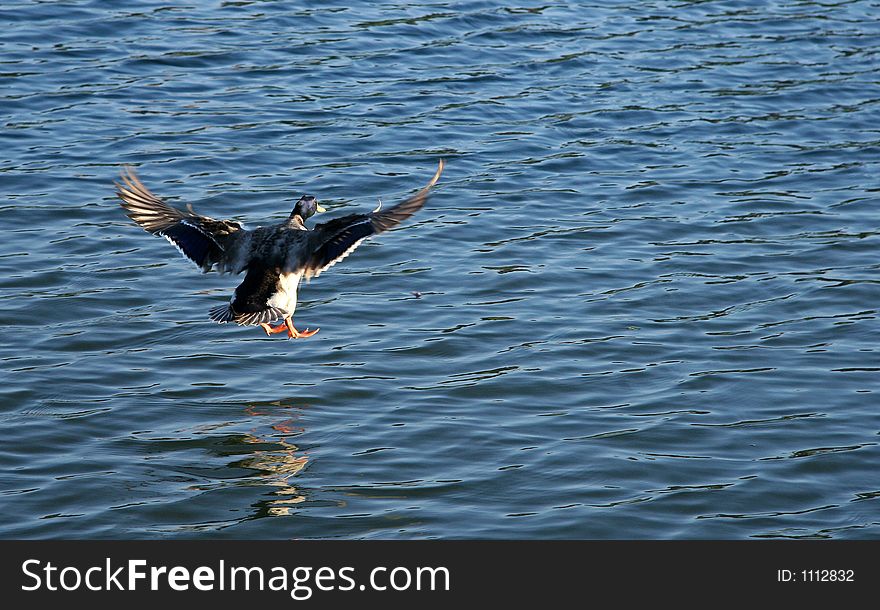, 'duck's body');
115,160,443,338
